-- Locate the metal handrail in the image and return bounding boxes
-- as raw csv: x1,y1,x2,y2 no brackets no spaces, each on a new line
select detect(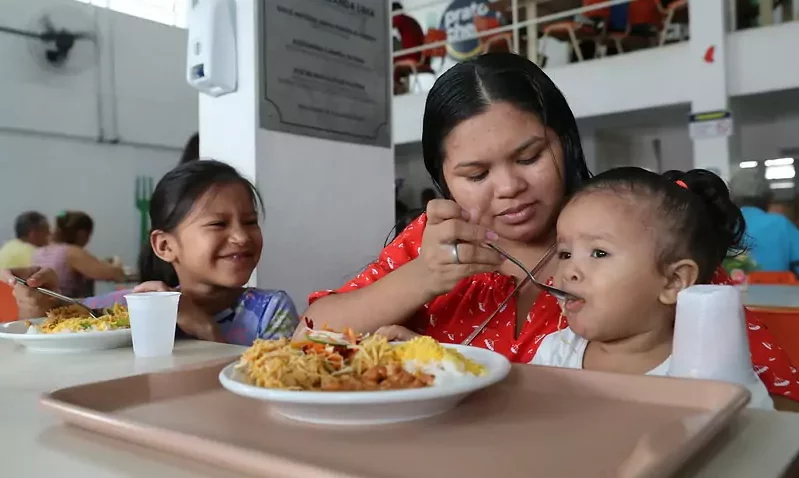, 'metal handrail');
392,0,634,58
